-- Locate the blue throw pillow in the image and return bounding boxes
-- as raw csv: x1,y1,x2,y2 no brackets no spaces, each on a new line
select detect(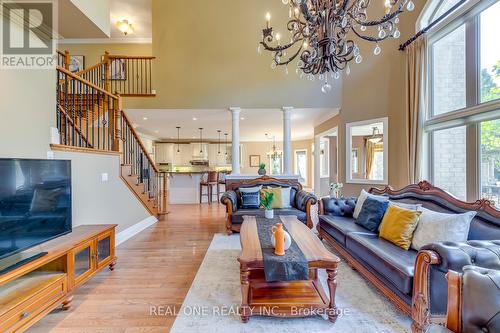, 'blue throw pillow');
240,191,260,209
355,197,389,232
